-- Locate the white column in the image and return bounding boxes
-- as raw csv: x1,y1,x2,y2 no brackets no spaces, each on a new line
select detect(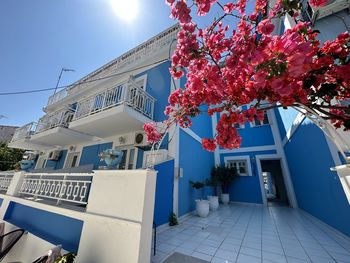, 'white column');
6,171,25,196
